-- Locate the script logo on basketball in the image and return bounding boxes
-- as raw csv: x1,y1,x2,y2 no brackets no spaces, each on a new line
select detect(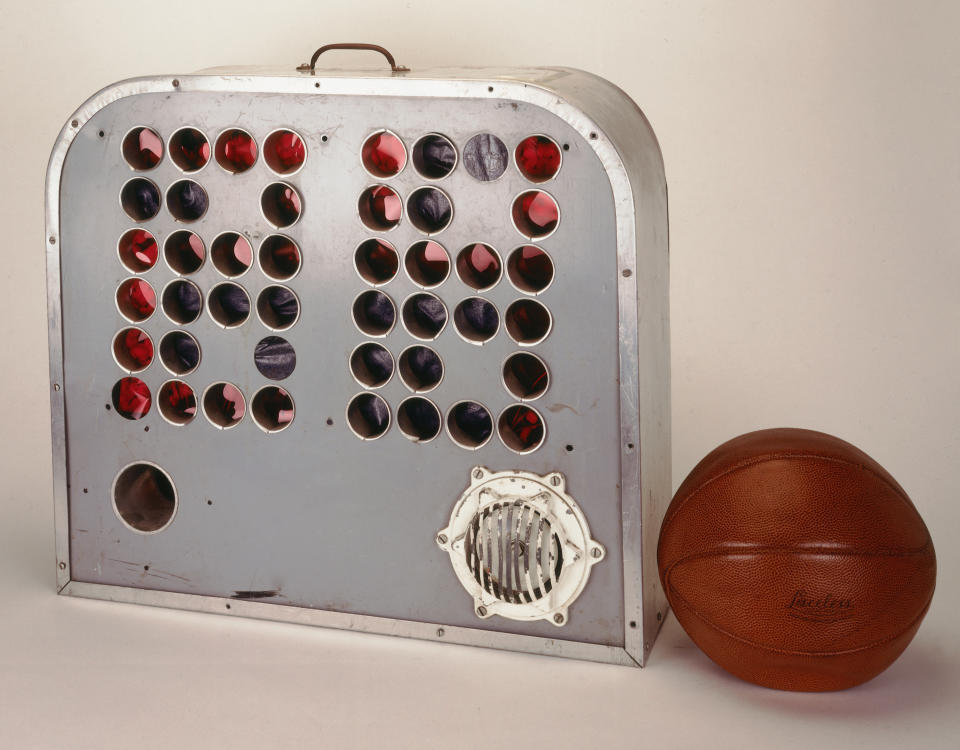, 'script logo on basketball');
785,590,855,623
